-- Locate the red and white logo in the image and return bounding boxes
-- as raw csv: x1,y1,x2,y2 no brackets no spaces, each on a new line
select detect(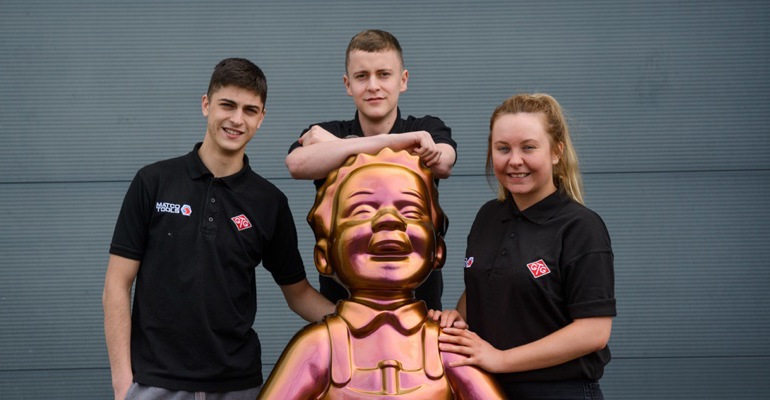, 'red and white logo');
231,214,252,231
181,204,192,216
526,259,551,278
464,257,474,269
